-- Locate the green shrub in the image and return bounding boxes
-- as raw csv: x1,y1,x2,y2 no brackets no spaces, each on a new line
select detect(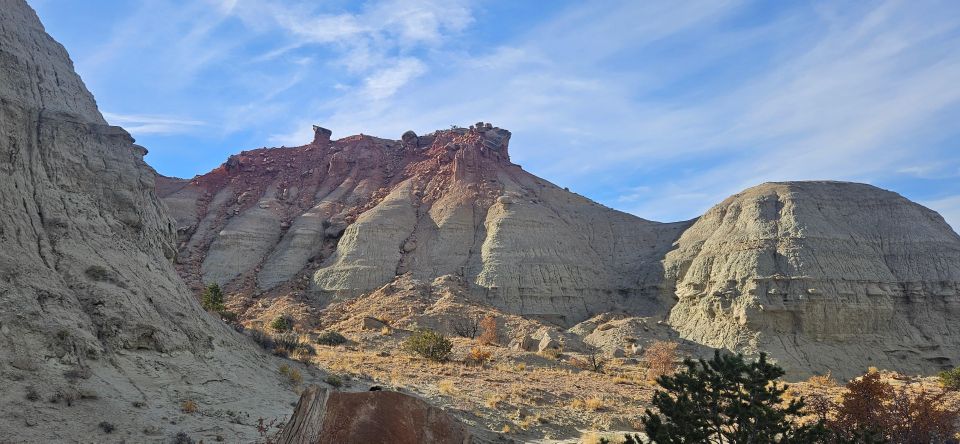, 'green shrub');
403,329,452,362
315,330,347,346
324,374,343,388
200,283,225,312
939,367,960,390
270,315,291,332
643,351,827,443
274,332,303,352
218,310,238,324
